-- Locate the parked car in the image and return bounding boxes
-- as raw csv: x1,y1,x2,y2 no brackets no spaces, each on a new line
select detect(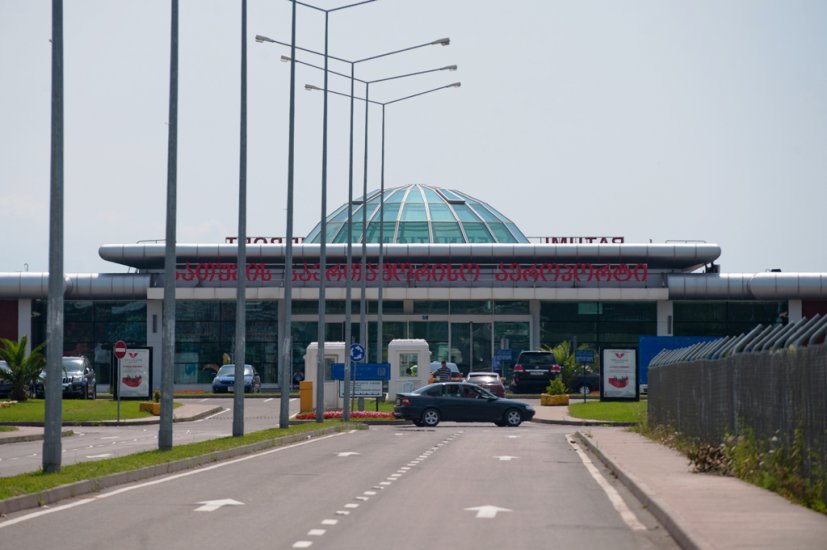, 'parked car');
465,371,506,397
510,351,561,393
567,372,600,395
394,381,535,427
211,364,262,393
34,356,97,399
0,360,12,398
428,361,463,382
